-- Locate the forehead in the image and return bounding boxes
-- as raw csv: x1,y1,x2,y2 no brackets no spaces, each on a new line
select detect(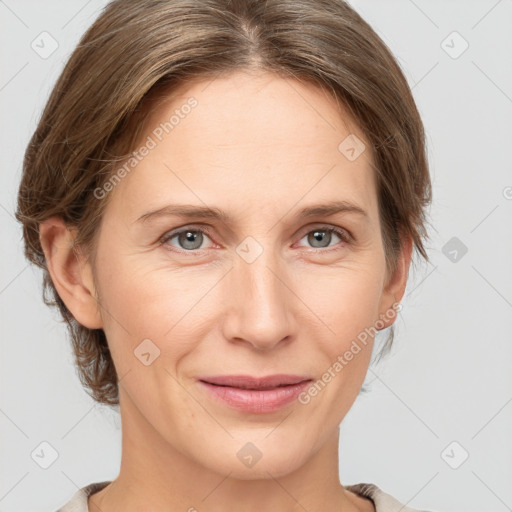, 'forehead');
149,70,366,154
111,69,378,221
